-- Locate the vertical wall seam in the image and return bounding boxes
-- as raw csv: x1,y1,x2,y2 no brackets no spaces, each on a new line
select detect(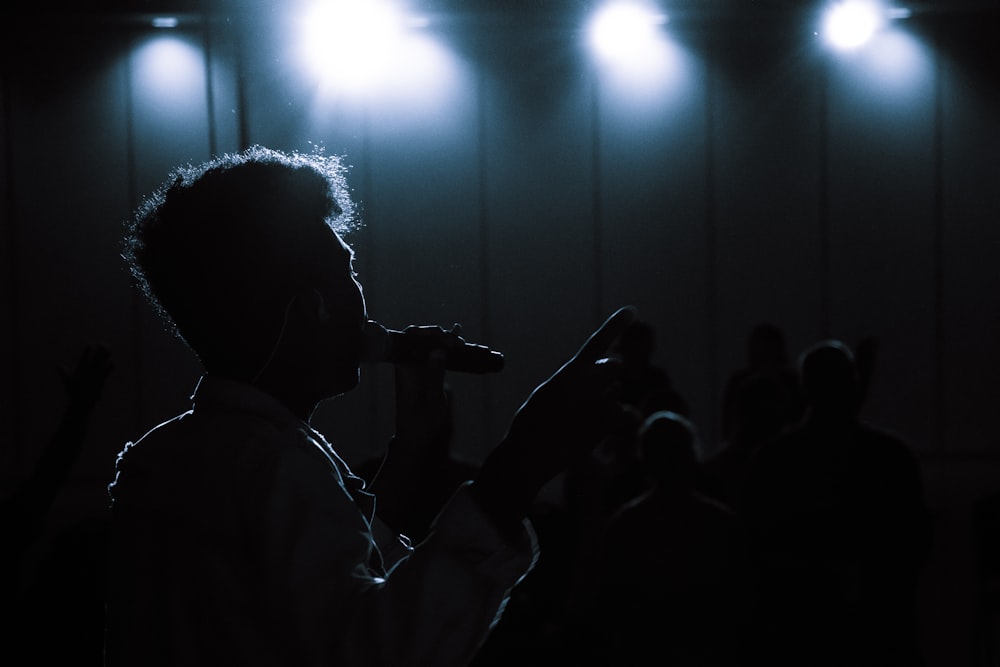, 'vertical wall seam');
202,11,218,157
932,38,946,451
818,57,831,340
591,68,605,325
235,17,250,152
476,69,495,444
705,42,719,447
2,36,24,469
124,34,143,436
359,102,379,452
